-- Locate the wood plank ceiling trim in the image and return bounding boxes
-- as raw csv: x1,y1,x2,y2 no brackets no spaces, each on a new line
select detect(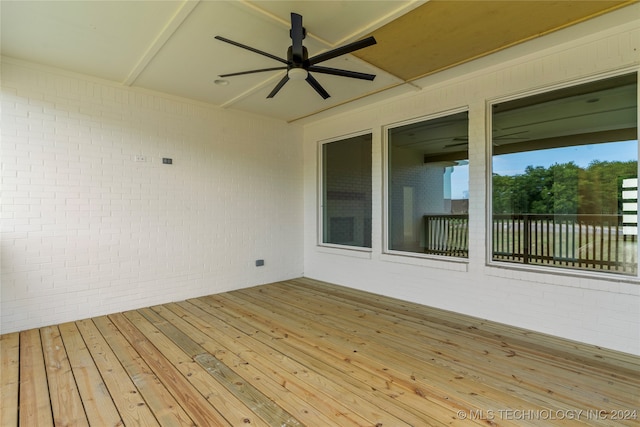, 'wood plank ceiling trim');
355,0,637,82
